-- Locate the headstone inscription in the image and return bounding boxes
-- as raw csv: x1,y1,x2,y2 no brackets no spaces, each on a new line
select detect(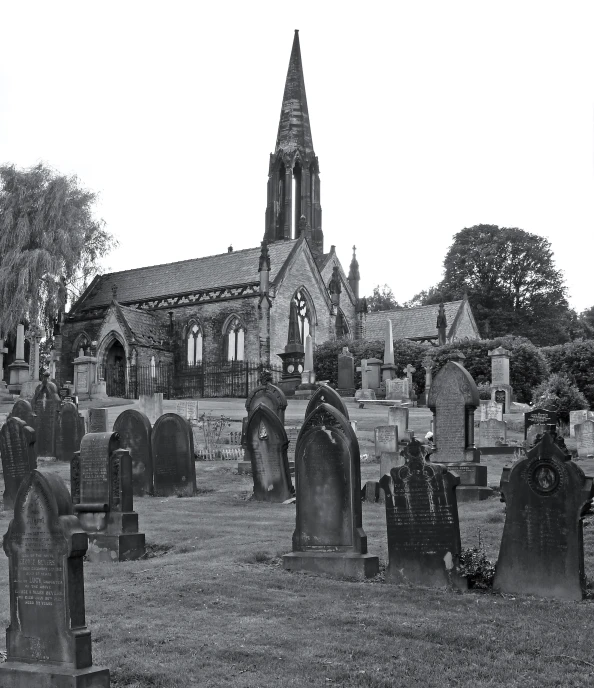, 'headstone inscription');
380,439,466,589
0,417,36,510
385,378,409,401
493,433,593,601
245,405,293,502
113,409,154,496
305,385,349,420
56,401,86,462
0,471,110,687
374,425,398,458
8,398,36,433
480,400,503,422
245,383,287,424
570,410,590,438
283,403,379,579
524,408,557,441
478,418,507,447
72,432,146,562
31,374,61,457
388,406,409,440
575,419,594,458
152,413,197,497
88,407,109,433
175,399,198,422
